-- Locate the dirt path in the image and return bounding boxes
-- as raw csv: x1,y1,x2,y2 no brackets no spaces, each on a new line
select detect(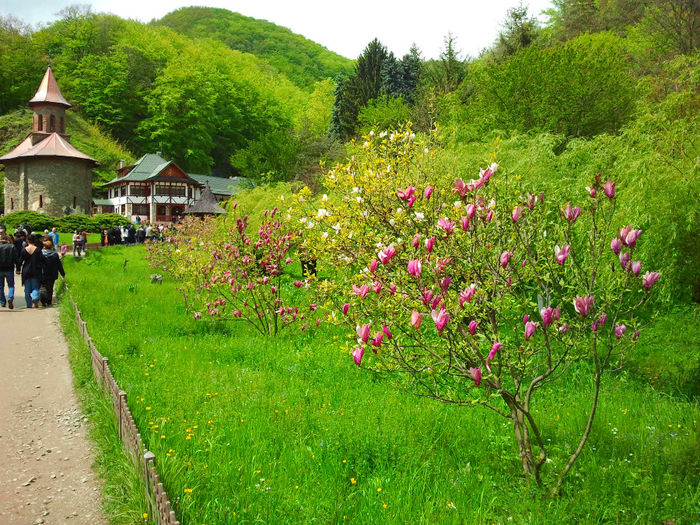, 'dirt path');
0,293,107,524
